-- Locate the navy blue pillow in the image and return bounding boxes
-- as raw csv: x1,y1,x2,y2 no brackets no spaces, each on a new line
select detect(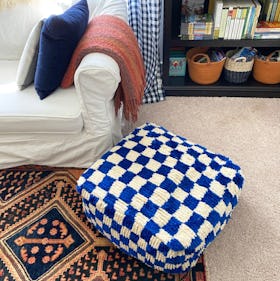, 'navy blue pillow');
34,0,89,99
